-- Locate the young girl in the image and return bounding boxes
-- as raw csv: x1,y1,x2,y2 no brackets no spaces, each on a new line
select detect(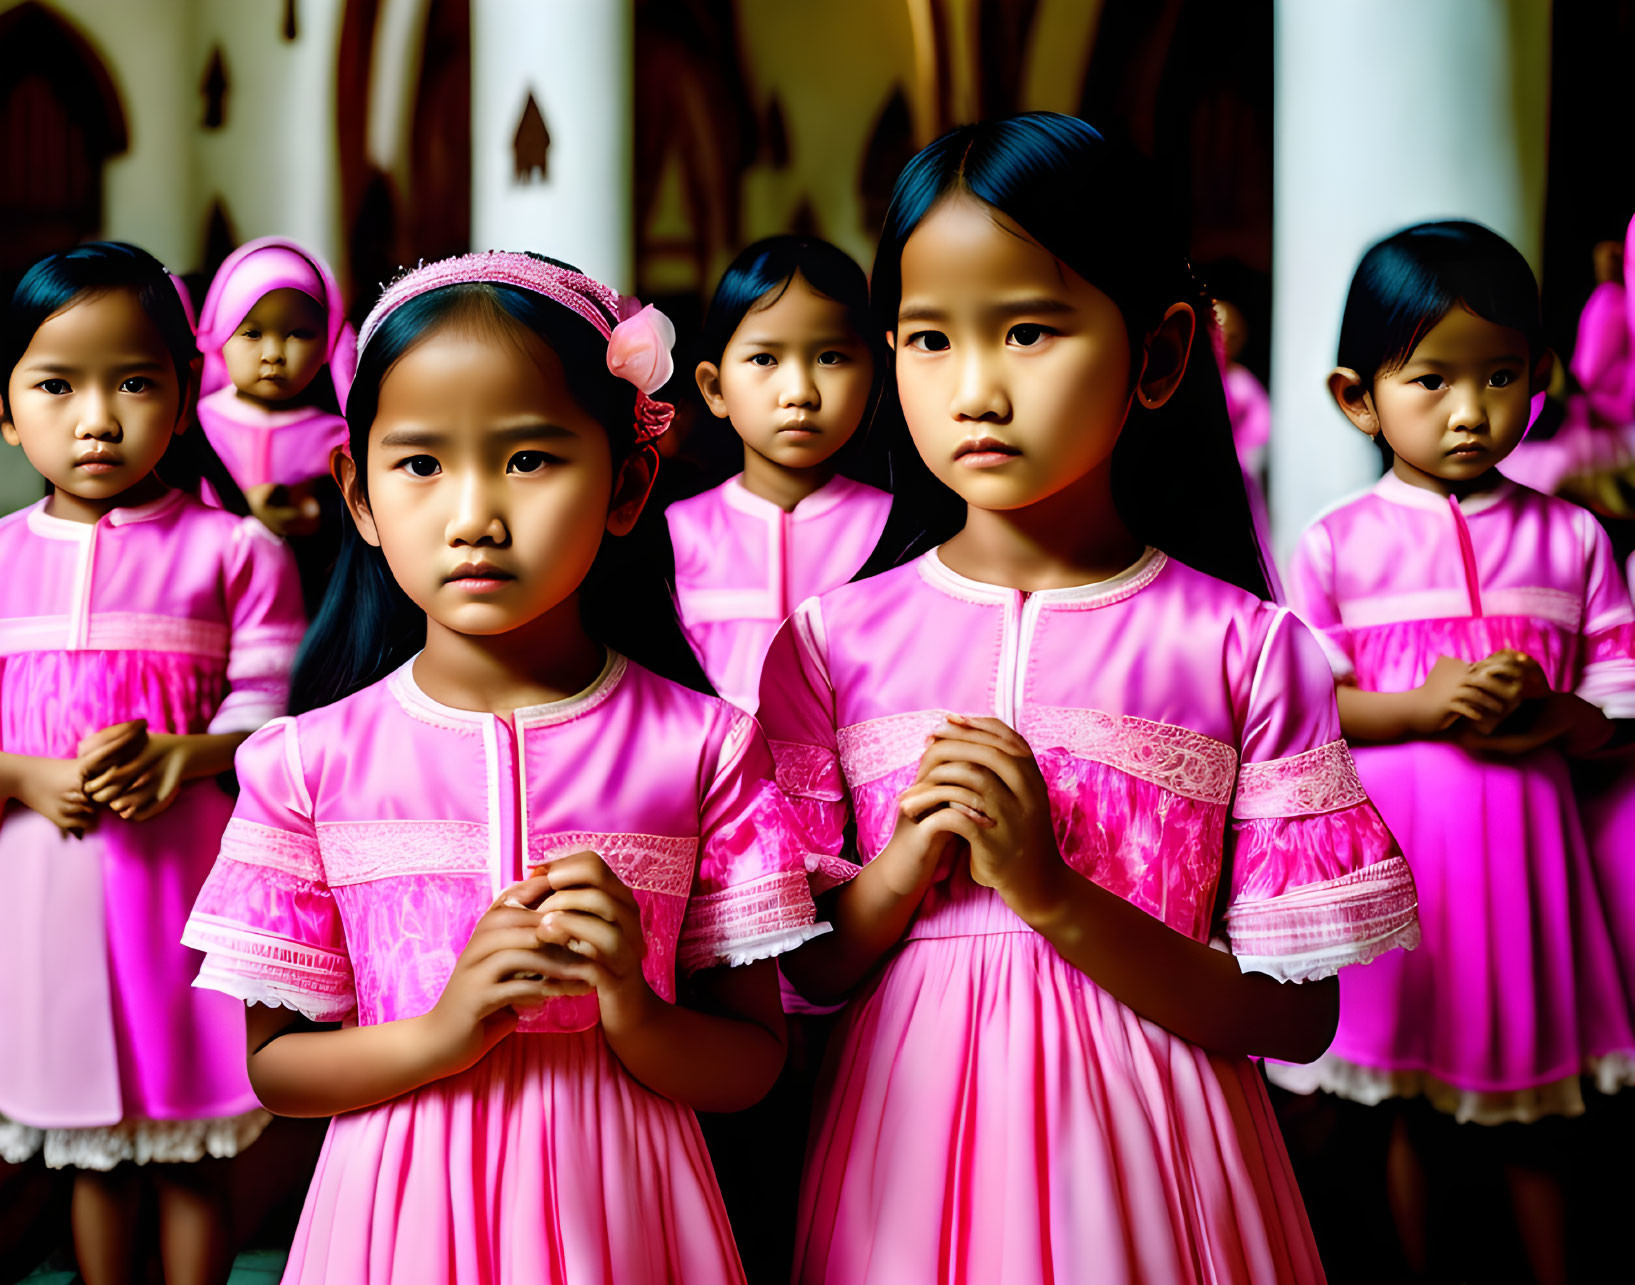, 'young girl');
195,237,356,604
667,236,890,711
0,242,305,1284
181,251,826,1283
1275,221,1635,1282
758,113,1419,1285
